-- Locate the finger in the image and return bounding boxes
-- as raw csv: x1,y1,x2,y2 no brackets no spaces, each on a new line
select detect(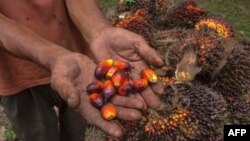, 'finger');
140,86,161,109
134,40,164,68
150,80,165,95
111,95,144,110
132,61,165,95
51,76,80,109
116,106,142,121
78,94,123,137
133,94,148,111
130,69,161,109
